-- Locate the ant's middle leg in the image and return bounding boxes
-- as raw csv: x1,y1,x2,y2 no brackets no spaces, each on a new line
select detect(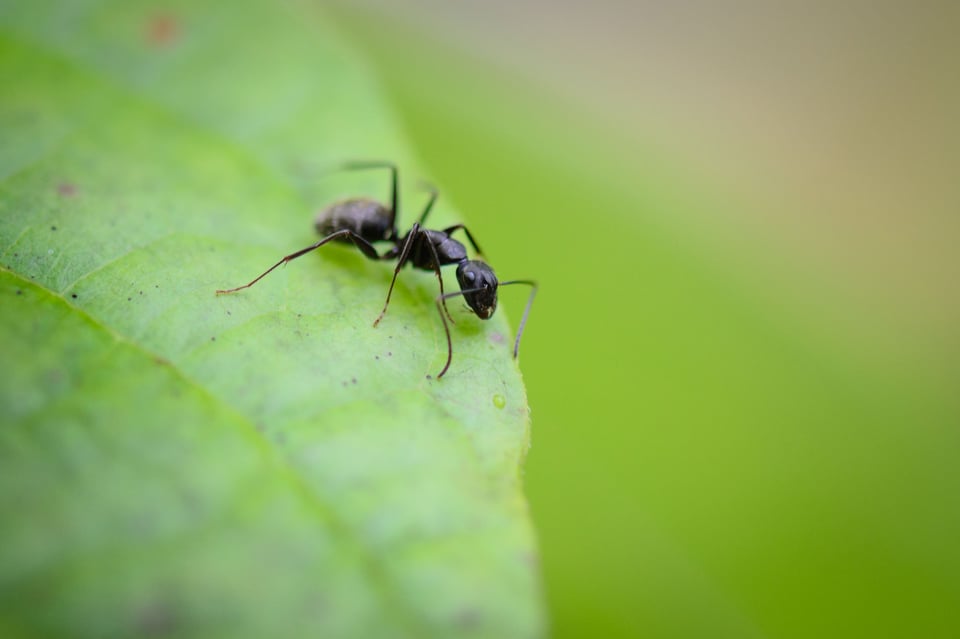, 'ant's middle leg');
216,230,382,294
417,185,439,226
373,223,420,327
